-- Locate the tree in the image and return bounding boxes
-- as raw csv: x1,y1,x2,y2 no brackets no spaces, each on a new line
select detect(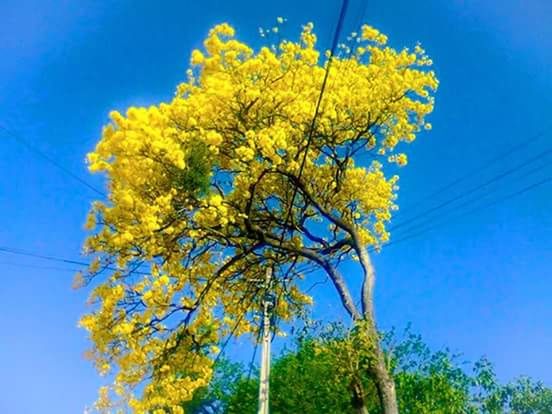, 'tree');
79,19,437,413
192,325,552,414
